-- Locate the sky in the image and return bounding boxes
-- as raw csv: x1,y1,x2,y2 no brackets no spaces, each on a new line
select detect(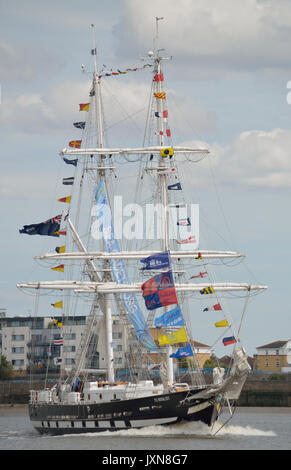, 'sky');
1,0,291,356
